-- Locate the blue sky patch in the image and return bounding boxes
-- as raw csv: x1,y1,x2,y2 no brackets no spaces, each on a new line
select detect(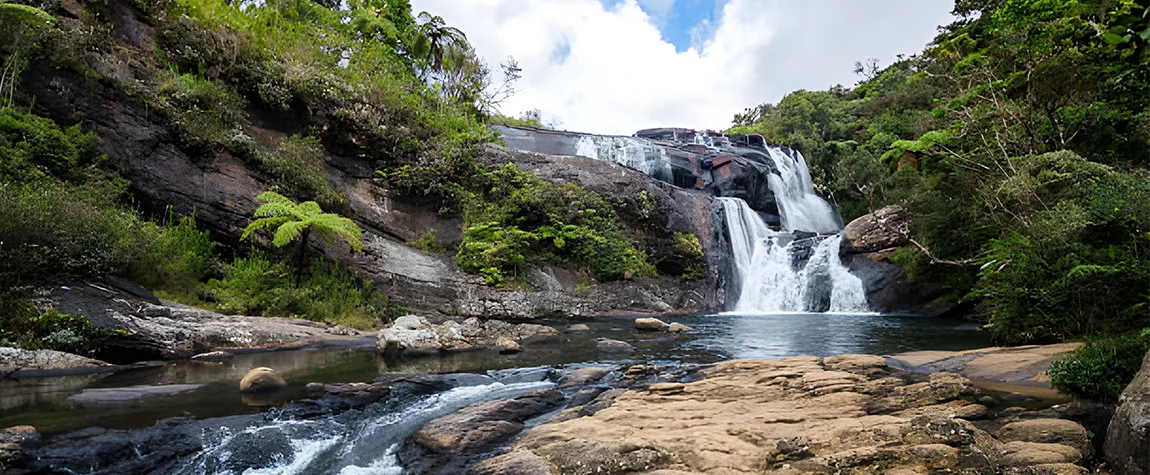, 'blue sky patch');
551,38,572,64
602,0,722,52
